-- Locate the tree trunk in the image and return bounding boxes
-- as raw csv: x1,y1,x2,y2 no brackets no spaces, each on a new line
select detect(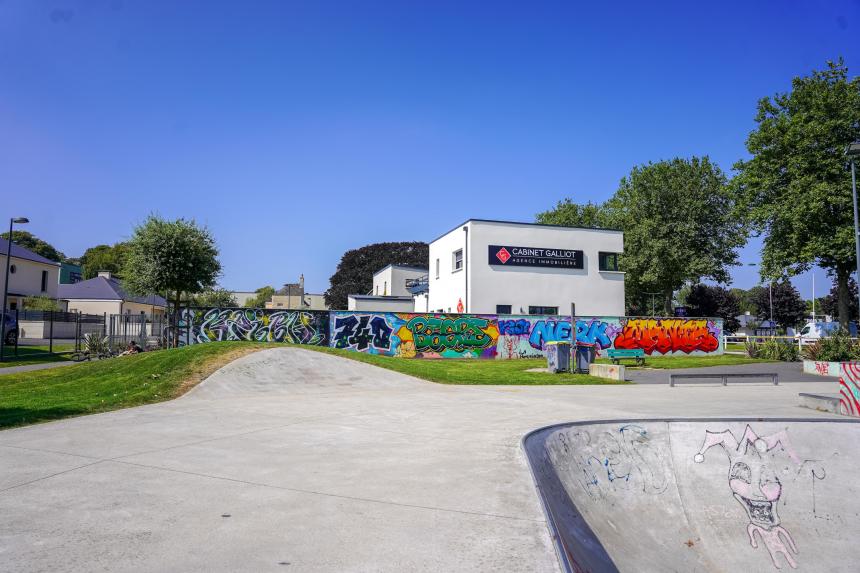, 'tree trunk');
664,290,673,316
837,269,851,328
